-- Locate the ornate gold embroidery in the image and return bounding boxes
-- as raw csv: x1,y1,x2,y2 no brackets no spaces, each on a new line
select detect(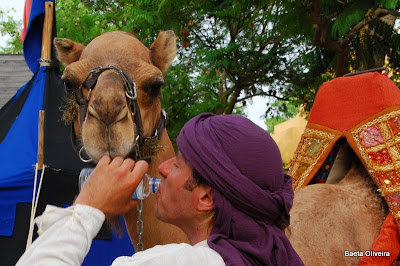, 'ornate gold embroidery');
351,110,400,223
289,128,336,189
